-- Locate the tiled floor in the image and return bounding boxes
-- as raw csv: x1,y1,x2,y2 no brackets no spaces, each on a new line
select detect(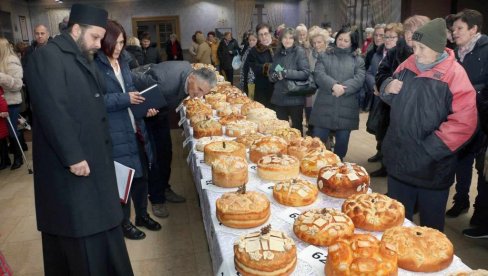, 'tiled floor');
0,113,487,275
